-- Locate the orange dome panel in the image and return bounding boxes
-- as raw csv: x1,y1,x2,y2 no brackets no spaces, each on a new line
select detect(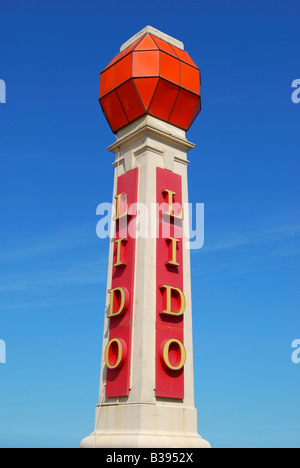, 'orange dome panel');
190,98,201,128
103,36,142,72
116,80,145,122
99,33,201,133
180,62,200,95
134,77,159,110
135,34,159,51
99,65,115,98
150,34,177,58
149,80,179,122
160,52,180,86
169,88,199,130
100,91,128,133
171,45,198,68
115,54,132,87
132,50,160,77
